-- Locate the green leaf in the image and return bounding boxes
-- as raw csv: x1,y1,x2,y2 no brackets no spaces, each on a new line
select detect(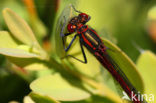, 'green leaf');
5,58,54,81
30,17,47,39
23,96,35,103
148,6,156,20
136,51,156,102
0,48,39,58
29,92,60,103
24,62,55,78
82,82,122,103
2,8,39,47
0,31,18,48
6,57,45,69
30,73,91,101
0,31,43,59
2,8,49,60
102,38,144,93
70,50,101,77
